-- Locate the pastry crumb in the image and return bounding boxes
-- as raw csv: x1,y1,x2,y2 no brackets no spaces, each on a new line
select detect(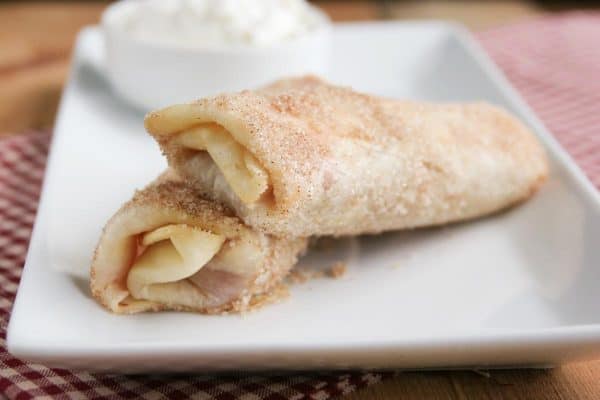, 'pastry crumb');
287,269,315,284
287,261,347,284
328,261,346,278
244,283,290,313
